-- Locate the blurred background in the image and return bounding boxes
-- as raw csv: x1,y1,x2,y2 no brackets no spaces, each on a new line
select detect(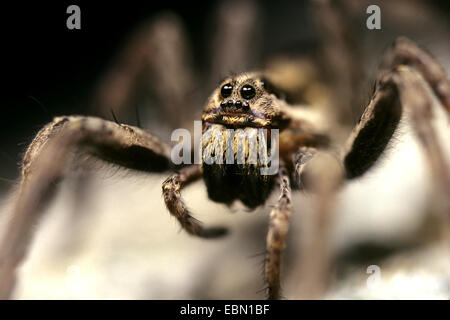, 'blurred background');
1,0,450,299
